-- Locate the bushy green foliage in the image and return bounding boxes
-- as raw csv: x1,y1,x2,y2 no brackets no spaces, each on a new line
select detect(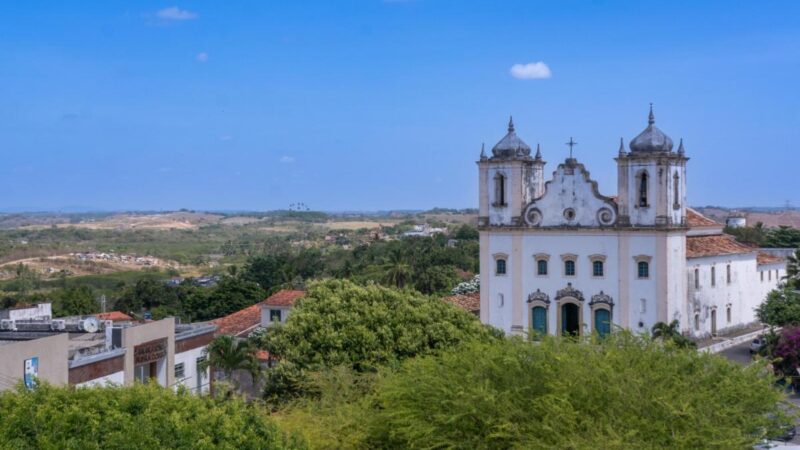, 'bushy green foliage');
756,286,800,326
260,280,496,403
764,226,800,248
261,280,494,372
0,383,305,450
367,335,786,450
51,285,97,317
